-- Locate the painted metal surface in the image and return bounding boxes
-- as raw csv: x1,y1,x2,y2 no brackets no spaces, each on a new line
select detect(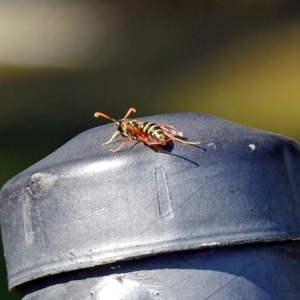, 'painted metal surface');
1,113,300,298
20,242,300,300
